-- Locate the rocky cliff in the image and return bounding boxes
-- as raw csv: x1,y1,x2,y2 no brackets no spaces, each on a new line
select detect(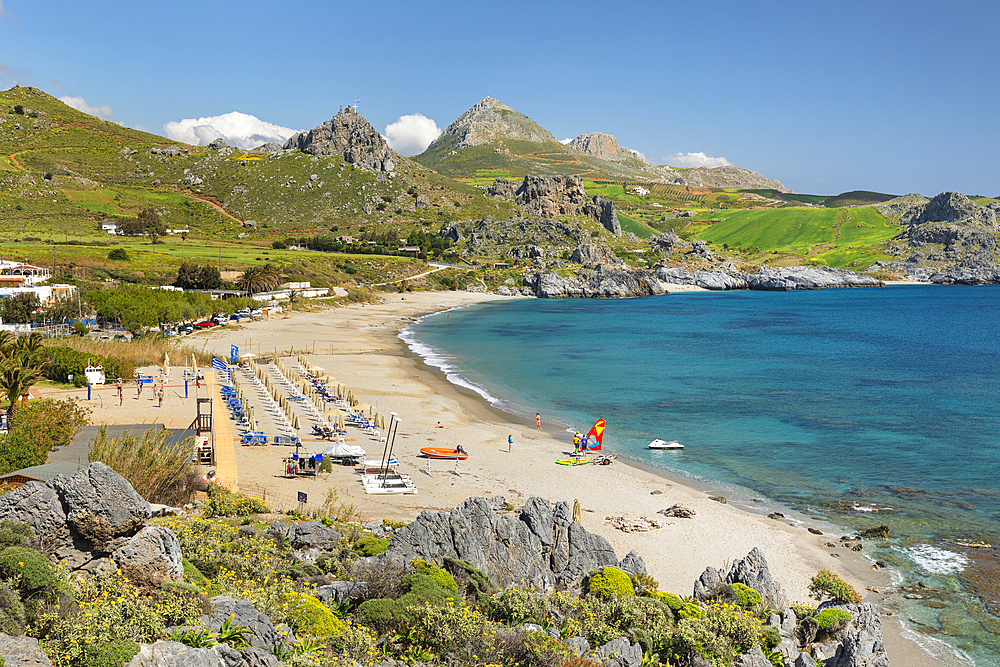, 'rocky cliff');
488,175,621,235
283,108,396,173
873,191,1000,282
